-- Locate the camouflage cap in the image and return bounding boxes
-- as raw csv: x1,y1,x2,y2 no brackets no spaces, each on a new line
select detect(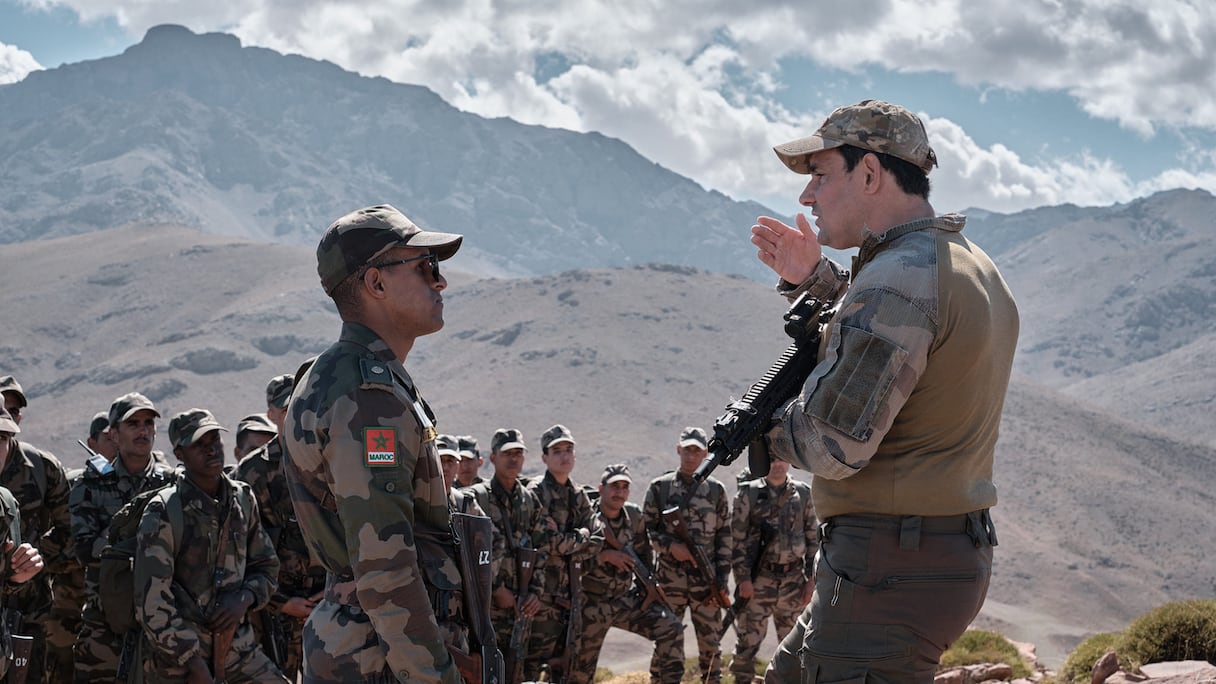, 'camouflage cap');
774,99,938,175
600,463,632,486
236,413,277,437
168,408,228,448
678,426,708,449
0,406,19,435
88,411,110,439
436,434,460,458
316,204,463,295
0,375,27,408
540,424,576,451
457,435,480,460
490,428,527,453
265,374,295,409
108,392,161,427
